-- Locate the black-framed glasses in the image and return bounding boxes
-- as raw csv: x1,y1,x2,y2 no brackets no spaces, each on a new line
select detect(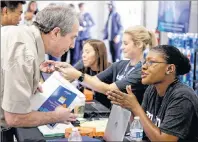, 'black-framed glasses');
142,60,167,67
